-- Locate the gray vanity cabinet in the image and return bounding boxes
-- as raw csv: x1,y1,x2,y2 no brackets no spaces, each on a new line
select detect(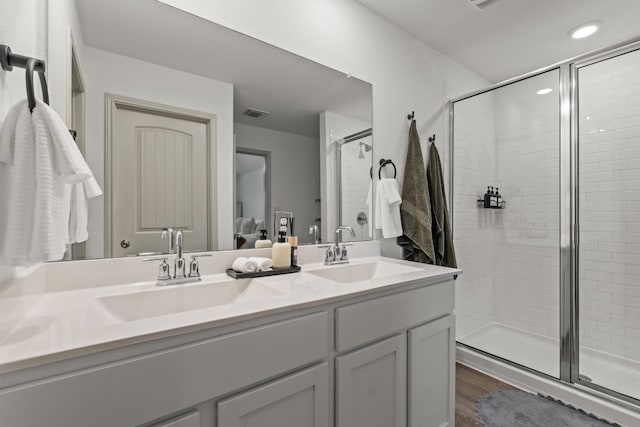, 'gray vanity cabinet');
334,280,455,427
408,315,456,427
336,334,407,427
218,363,329,427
